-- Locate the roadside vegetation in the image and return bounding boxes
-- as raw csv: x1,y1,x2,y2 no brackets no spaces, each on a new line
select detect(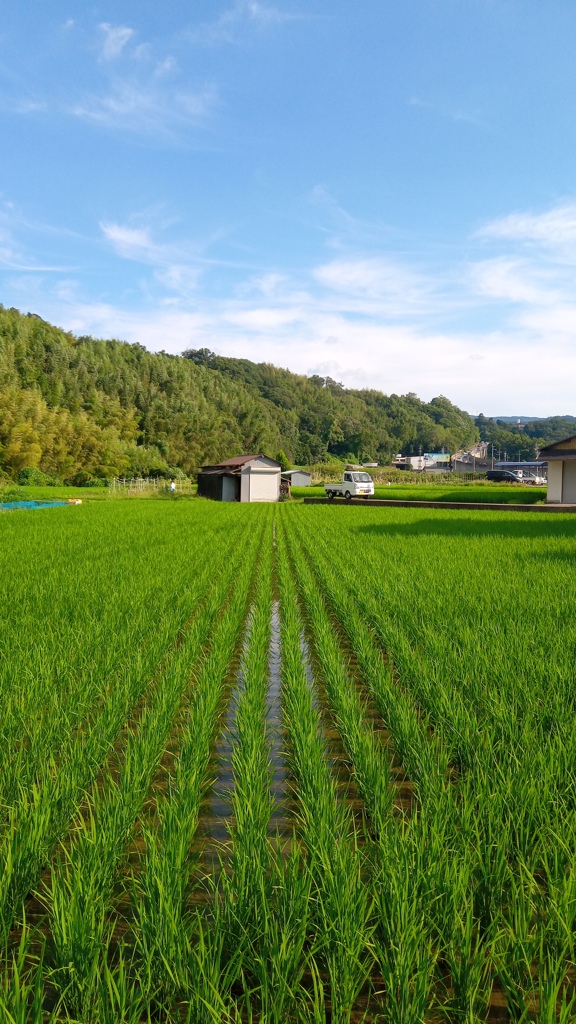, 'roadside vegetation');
292,483,547,504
